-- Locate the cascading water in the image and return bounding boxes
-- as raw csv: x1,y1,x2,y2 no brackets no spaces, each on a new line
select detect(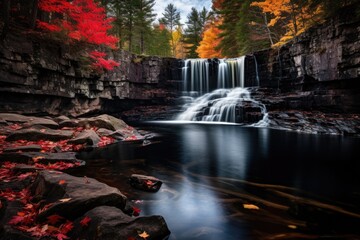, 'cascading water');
178,56,269,126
